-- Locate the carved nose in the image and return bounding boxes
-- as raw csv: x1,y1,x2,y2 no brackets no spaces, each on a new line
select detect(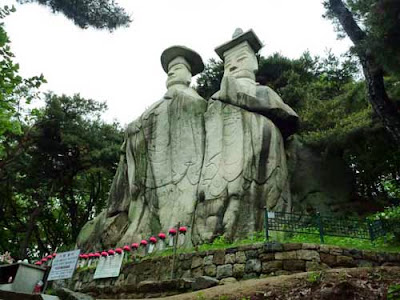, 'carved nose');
229,66,237,72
